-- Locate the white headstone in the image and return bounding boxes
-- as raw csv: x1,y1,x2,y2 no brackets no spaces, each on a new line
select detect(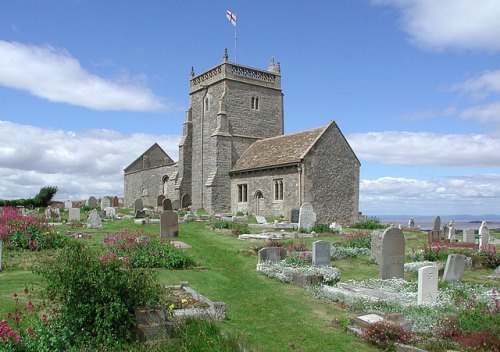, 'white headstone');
104,207,116,218
86,209,102,229
479,221,489,248
64,200,73,209
418,265,438,305
255,216,267,224
442,254,467,282
312,240,331,267
448,224,455,241
68,208,80,222
463,229,475,243
380,227,405,280
298,202,316,231
100,197,112,209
